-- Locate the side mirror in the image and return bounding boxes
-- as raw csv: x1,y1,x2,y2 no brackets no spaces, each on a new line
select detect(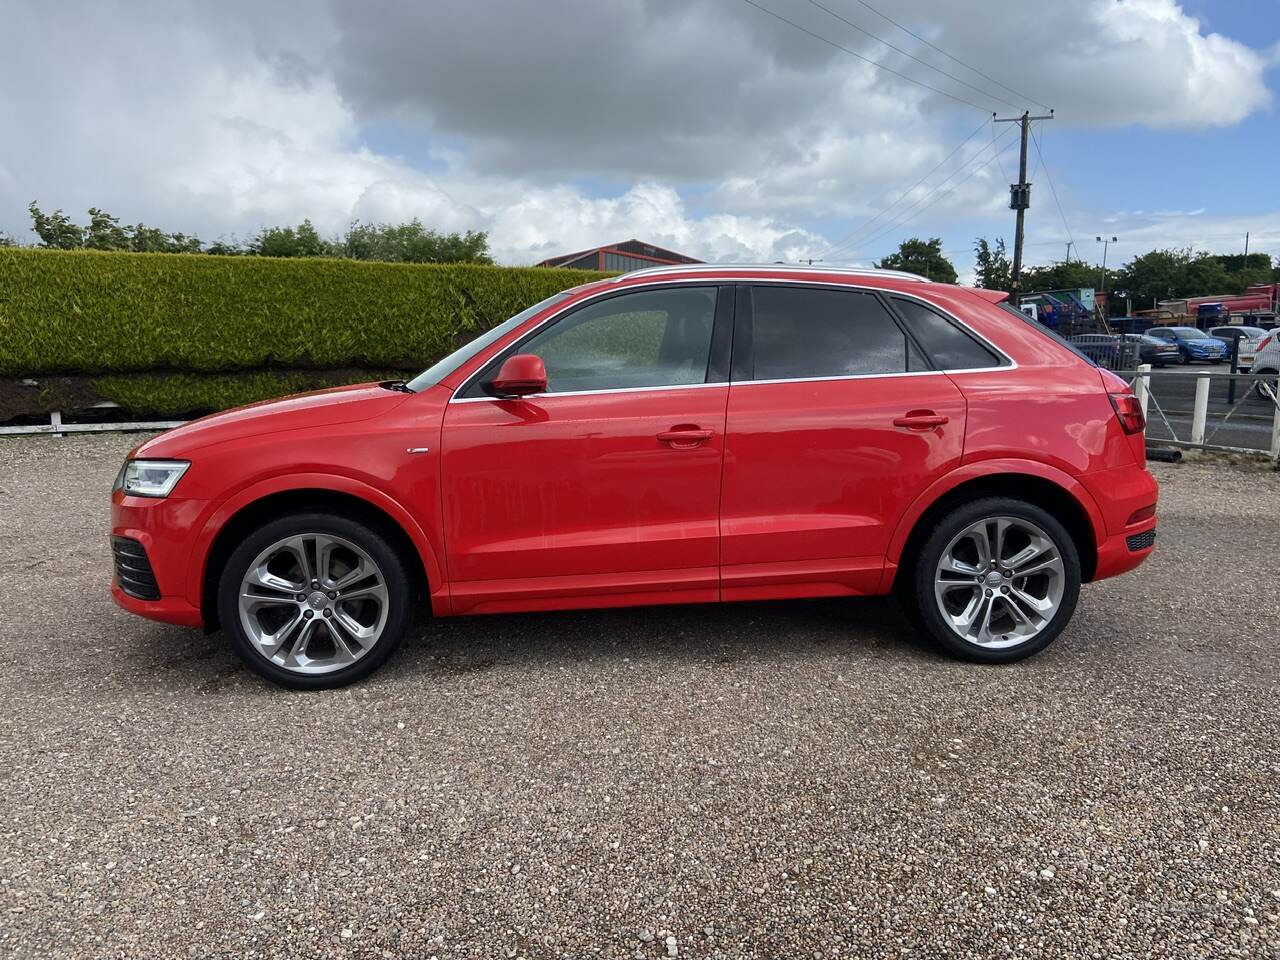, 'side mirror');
488,354,547,398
